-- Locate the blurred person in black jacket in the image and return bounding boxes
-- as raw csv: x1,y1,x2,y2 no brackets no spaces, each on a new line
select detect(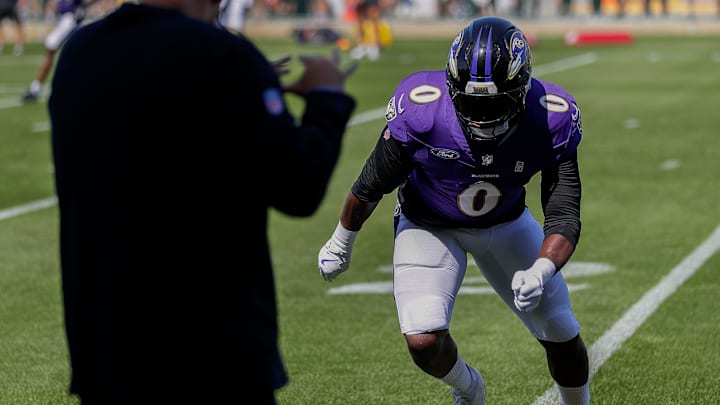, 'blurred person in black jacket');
48,0,357,403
